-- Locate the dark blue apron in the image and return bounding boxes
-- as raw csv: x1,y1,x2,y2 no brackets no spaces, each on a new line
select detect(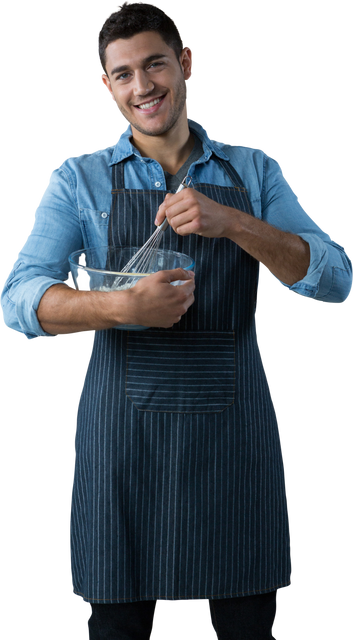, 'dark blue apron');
71,154,291,603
